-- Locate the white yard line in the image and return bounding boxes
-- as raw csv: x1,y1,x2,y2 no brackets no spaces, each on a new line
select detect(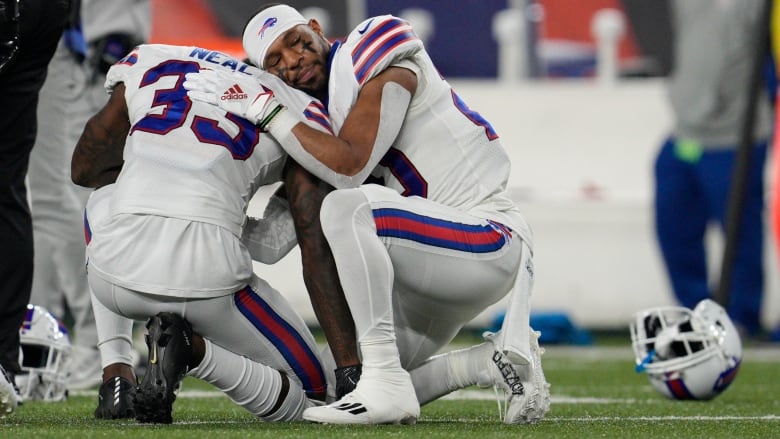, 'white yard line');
164,415,780,425
548,415,780,421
